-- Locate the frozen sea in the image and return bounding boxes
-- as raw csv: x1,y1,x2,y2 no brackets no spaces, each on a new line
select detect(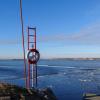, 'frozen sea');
0,59,100,100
